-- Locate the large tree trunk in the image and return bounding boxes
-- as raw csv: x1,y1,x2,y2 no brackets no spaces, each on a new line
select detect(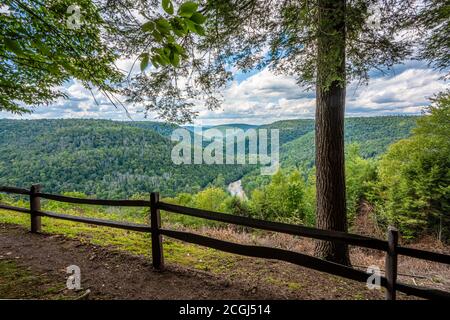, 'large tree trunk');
313,0,350,265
